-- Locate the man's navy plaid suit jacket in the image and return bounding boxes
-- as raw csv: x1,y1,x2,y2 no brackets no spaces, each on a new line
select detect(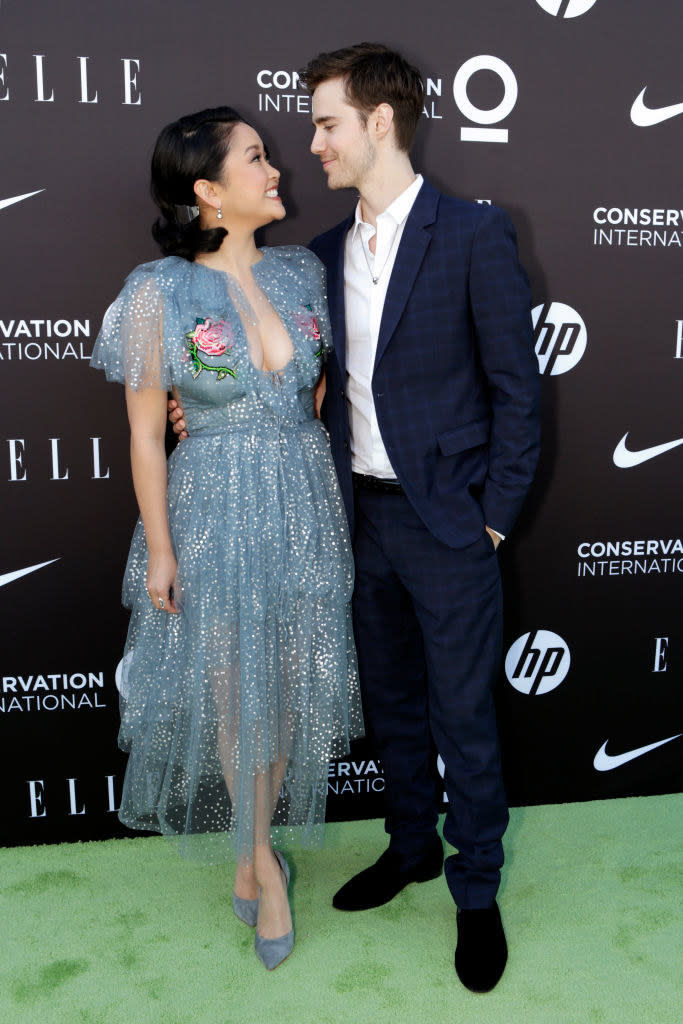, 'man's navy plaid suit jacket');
309,178,541,548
